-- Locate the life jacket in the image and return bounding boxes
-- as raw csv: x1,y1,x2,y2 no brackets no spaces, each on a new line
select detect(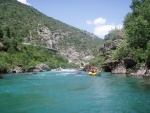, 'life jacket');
91,69,95,73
